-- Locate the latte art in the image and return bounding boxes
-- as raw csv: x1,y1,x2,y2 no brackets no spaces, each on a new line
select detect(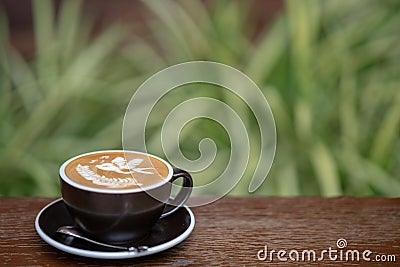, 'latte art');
94,156,154,175
64,151,170,190
76,163,143,188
